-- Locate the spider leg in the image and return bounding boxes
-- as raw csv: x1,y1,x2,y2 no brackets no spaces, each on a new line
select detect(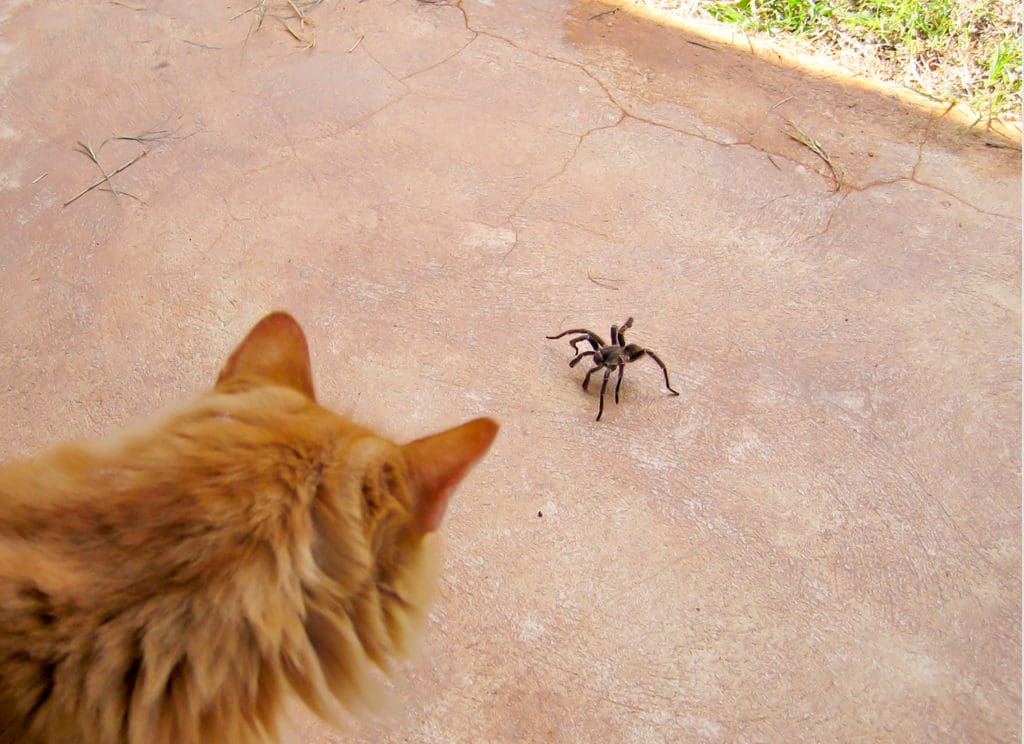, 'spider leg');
569,334,602,354
596,367,612,421
616,317,634,345
643,350,680,395
614,363,625,403
582,363,603,392
546,327,593,340
569,350,595,368
546,328,606,347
